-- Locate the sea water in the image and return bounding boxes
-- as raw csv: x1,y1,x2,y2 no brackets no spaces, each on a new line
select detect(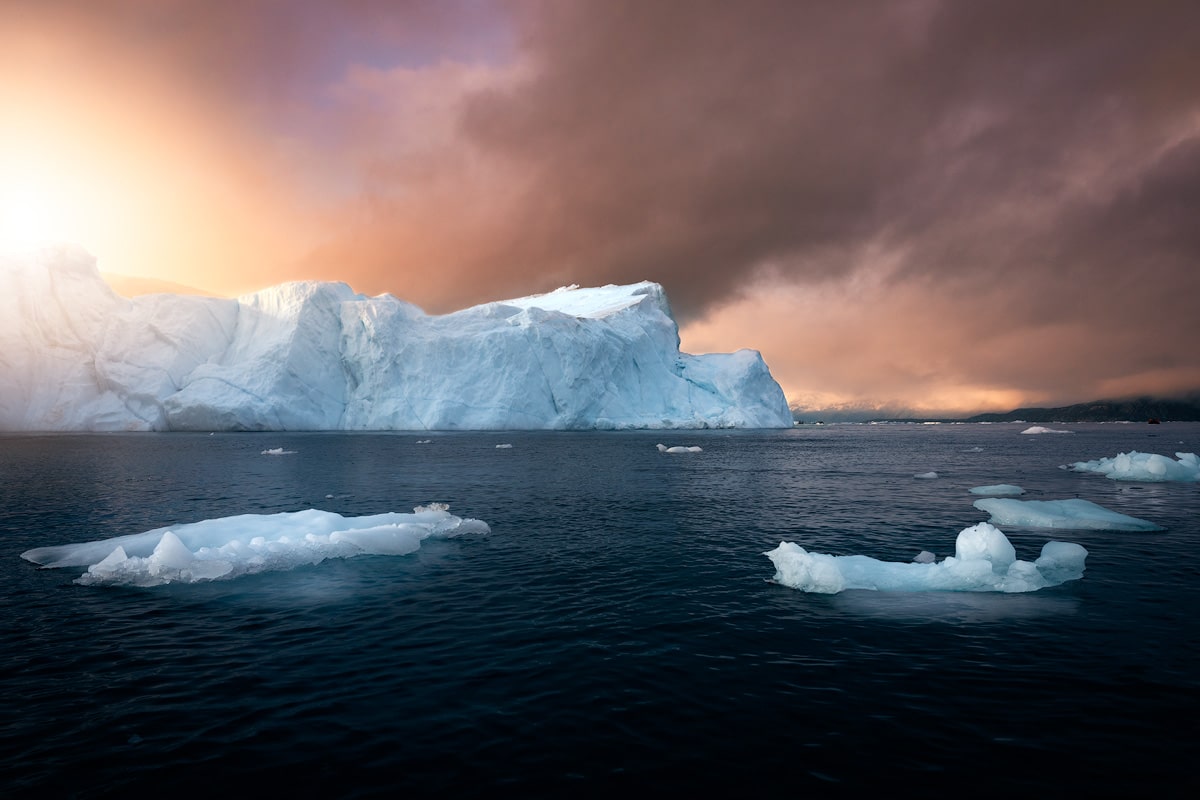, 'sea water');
2,423,1198,797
